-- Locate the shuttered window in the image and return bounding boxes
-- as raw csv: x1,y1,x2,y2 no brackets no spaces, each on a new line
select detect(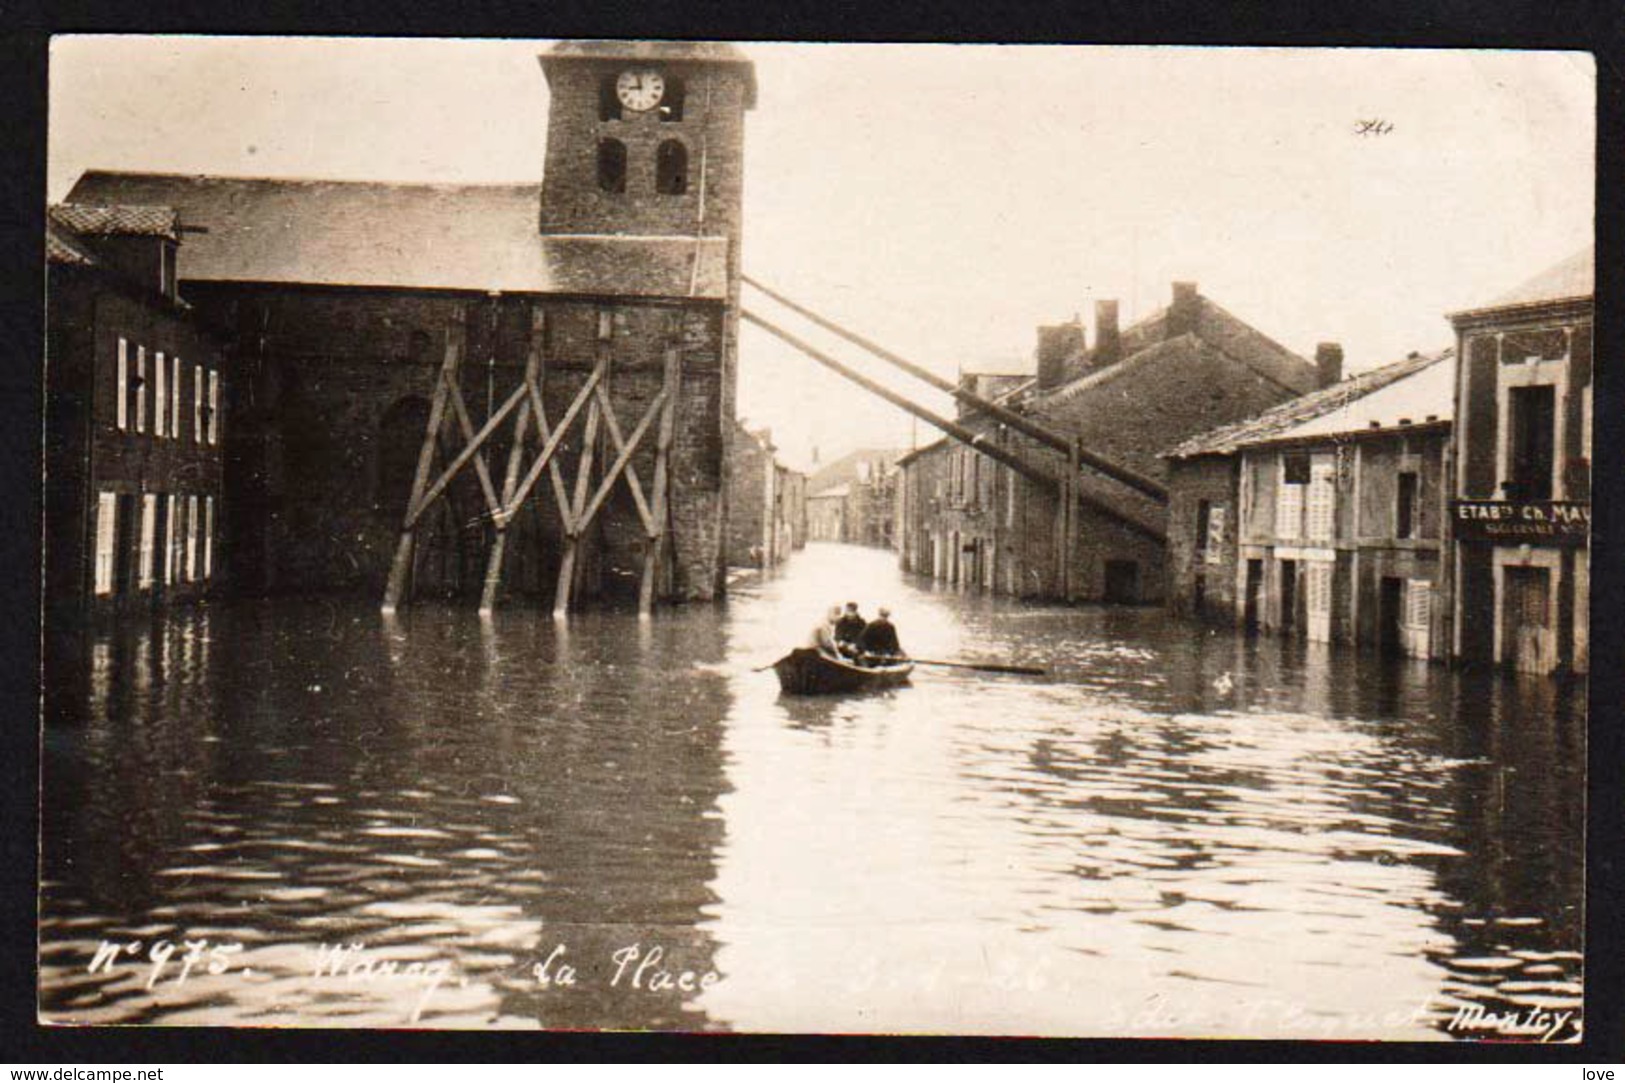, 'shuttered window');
94,492,117,595
155,351,167,437
208,370,220,444
1405,579,1432,630
193,365,204,444
170,355,182,439
204,495,215,579
1276,456,1307,539
1307,561,1333,617
138,494,157,589
115,340,129,431
185,495,200,581
164,496,179,585
134,346,147,433
1306,460,1336,542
